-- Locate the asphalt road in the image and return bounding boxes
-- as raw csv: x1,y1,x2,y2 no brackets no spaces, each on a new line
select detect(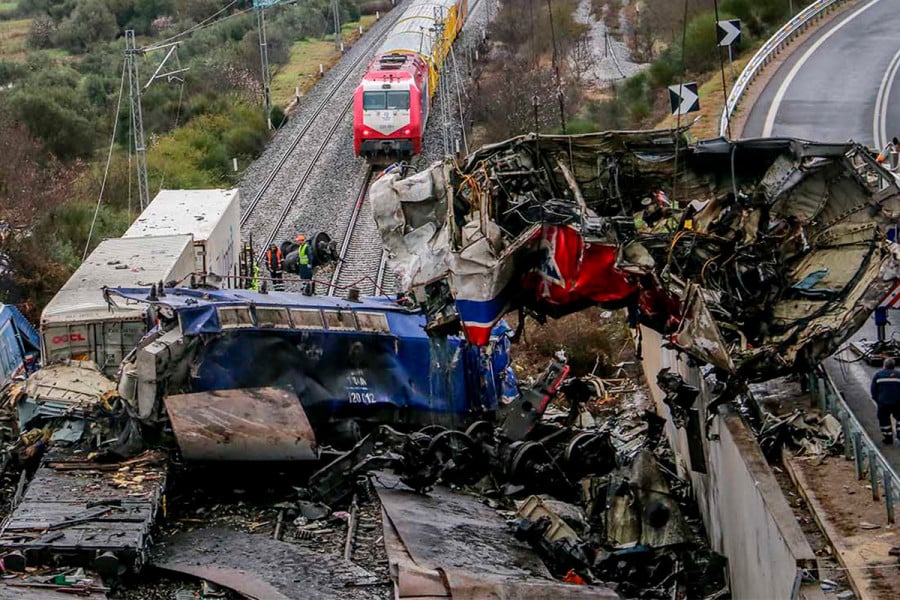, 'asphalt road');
744,0,900,462
743,0,900,150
